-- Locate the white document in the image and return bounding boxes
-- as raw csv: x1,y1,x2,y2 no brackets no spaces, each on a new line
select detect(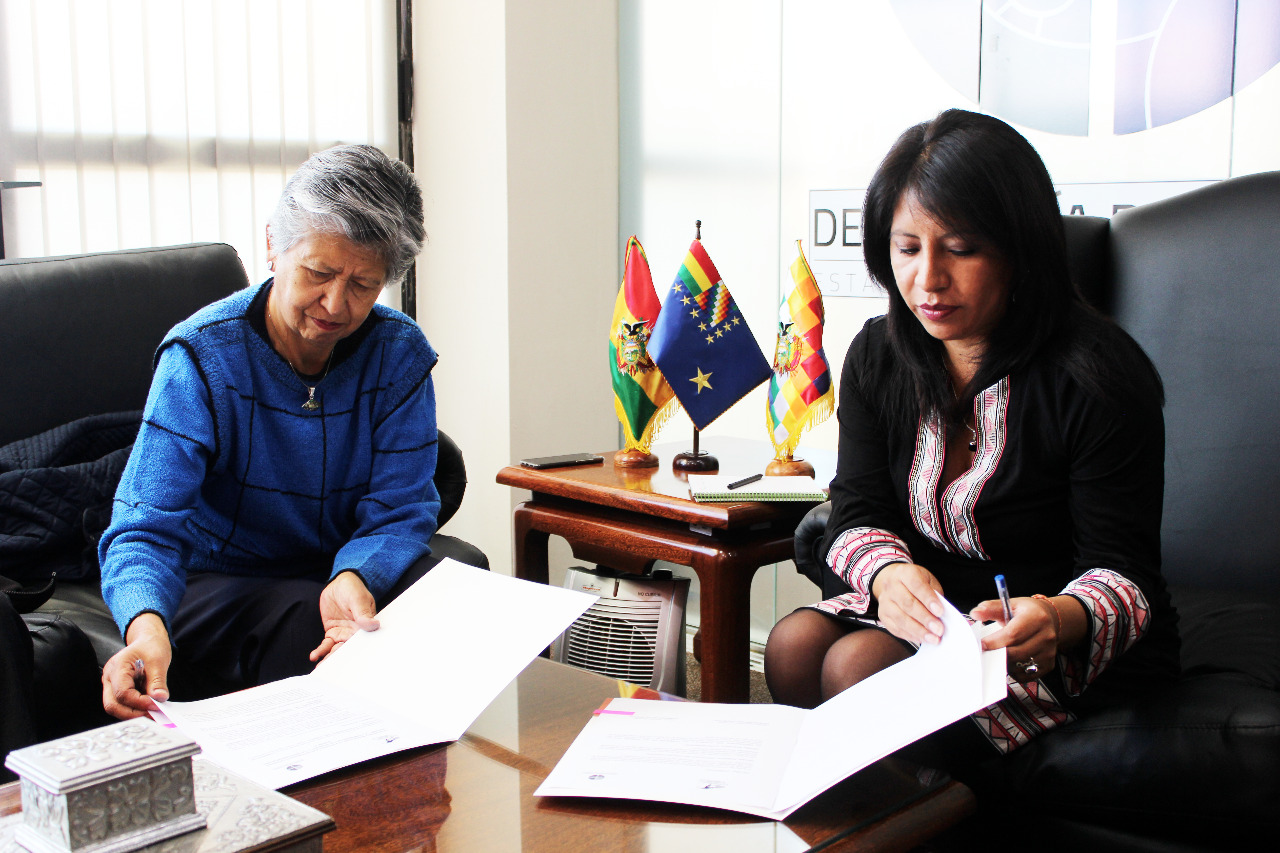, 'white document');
158,559,596,789
536,596,1006,819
